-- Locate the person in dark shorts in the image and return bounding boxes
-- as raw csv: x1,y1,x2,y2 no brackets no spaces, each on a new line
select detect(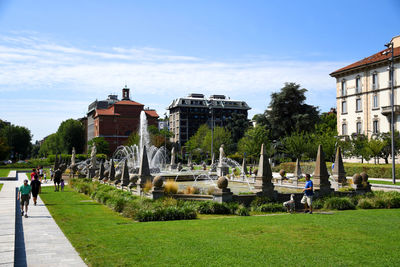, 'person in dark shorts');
18,179,31,218
54,168,62,191
30,175,41,205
